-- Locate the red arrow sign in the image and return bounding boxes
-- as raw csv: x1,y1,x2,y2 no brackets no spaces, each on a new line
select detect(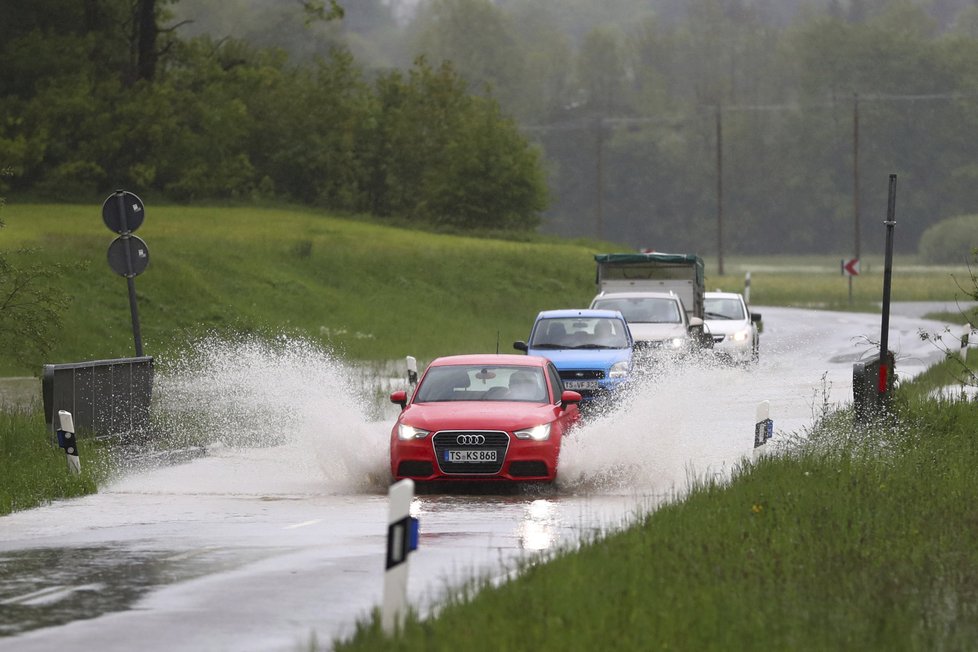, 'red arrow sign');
841,258,860,276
